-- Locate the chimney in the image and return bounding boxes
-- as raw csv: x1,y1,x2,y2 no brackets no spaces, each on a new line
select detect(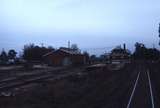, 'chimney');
123,43,126,51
